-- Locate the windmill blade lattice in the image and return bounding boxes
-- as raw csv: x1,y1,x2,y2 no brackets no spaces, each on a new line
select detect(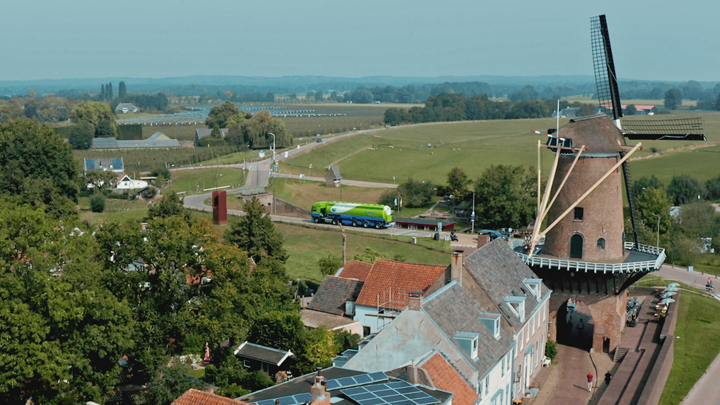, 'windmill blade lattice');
591,15,623,121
